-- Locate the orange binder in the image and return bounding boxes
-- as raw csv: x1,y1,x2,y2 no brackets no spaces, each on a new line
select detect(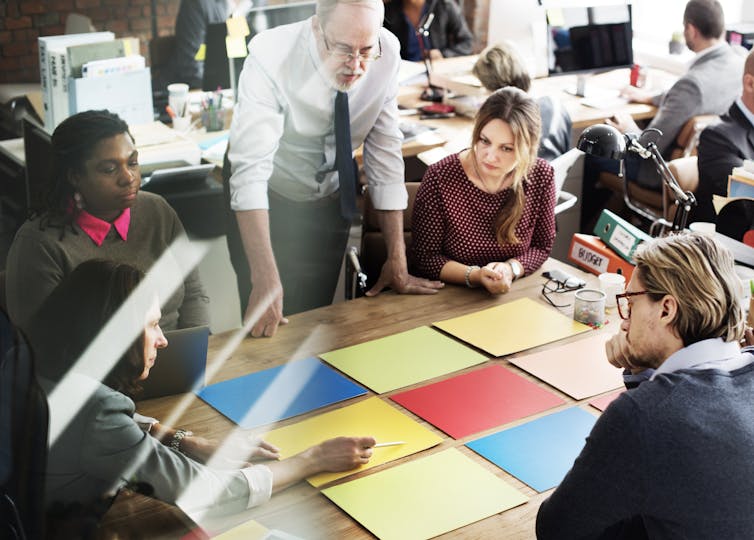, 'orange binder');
568,234,635,281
